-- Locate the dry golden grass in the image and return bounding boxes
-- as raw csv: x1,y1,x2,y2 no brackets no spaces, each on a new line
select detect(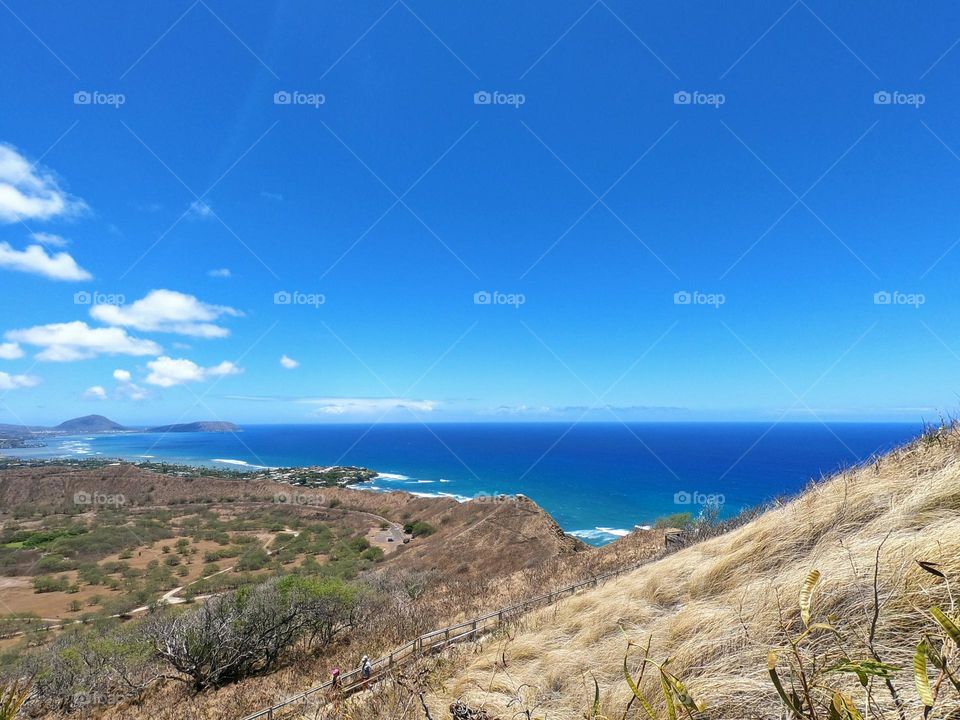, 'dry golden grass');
426,427,960,719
